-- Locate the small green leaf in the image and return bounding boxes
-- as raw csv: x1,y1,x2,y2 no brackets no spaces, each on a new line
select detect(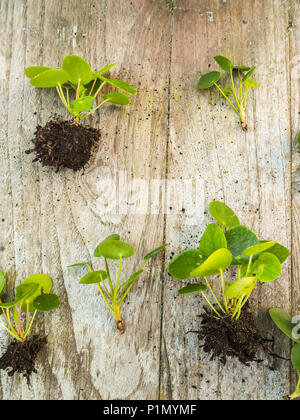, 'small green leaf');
71,96,94,114
225,226,259,265
233,66,251,71
95,63,117,77
199,223,227,259
225,277,257,299
260,241,290,264
30,69,69,88
214,55,233,72
25,66,51,79
178,283,207,295
144,244,168,260
242,241,276,257
168,249,204,280
269,308,300,343
99,76,137,95
252,252,281,282
198,71,220,89
19,274,53,312
15,282,40,304
33,293,61,312
103,92,130,105
209,201,240,229
62,55,93,85
245,78,258,88
190,248,232,277
0,272,5,294
291,343,300,370
79,271,108,285
96,240,134,260
68,262,91,268
242,66,256,82
94,234,121,257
